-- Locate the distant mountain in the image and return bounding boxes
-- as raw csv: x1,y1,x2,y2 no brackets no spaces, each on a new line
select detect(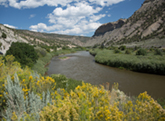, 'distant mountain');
0,24,90,54
85,0,165,48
